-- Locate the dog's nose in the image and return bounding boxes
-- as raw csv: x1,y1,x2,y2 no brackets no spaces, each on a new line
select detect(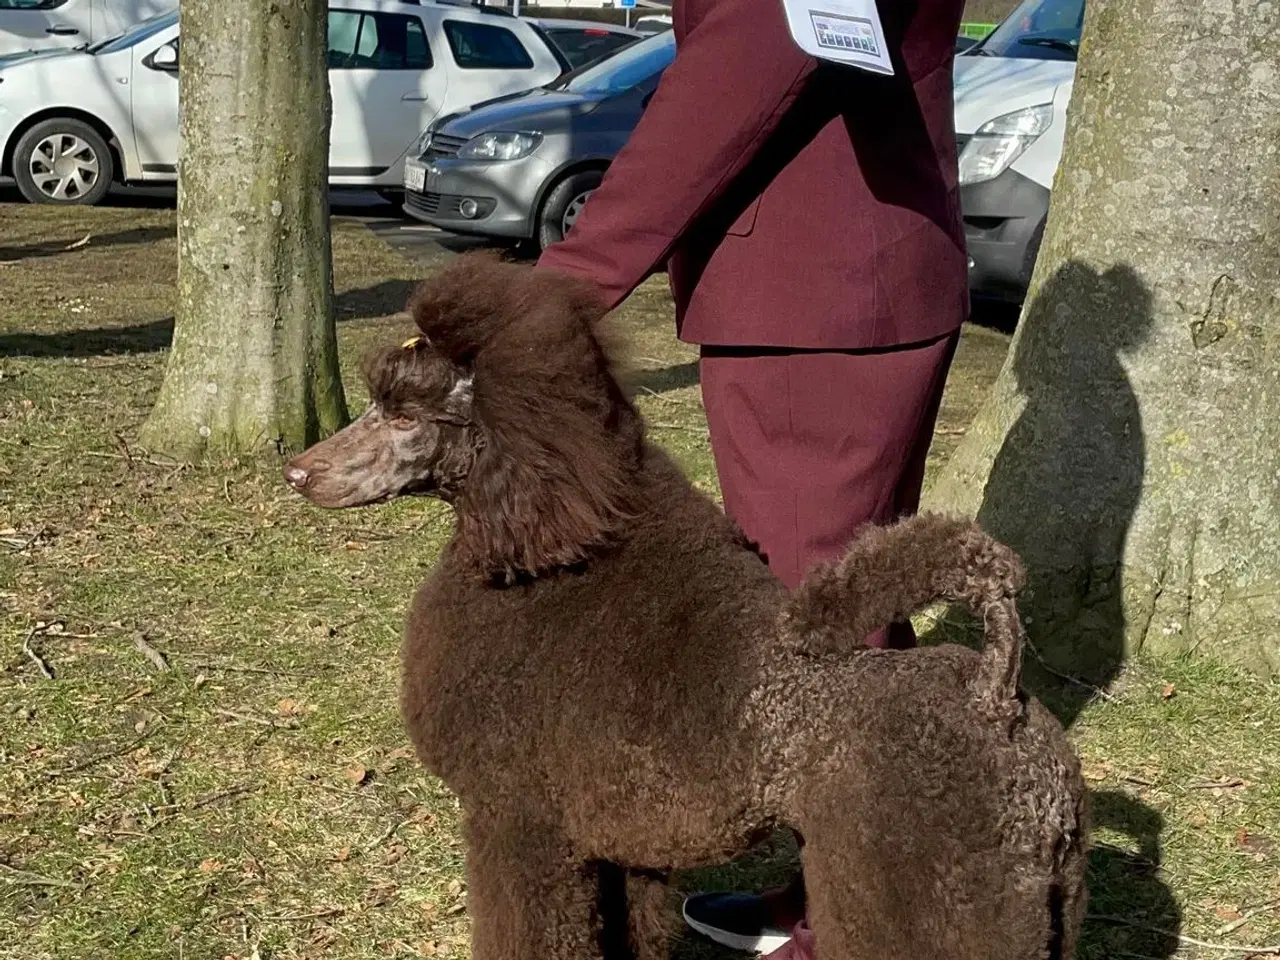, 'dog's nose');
284,464,309,488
